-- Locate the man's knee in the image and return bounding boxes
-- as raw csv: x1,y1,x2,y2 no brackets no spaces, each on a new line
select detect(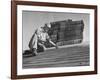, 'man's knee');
37,43,46,52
